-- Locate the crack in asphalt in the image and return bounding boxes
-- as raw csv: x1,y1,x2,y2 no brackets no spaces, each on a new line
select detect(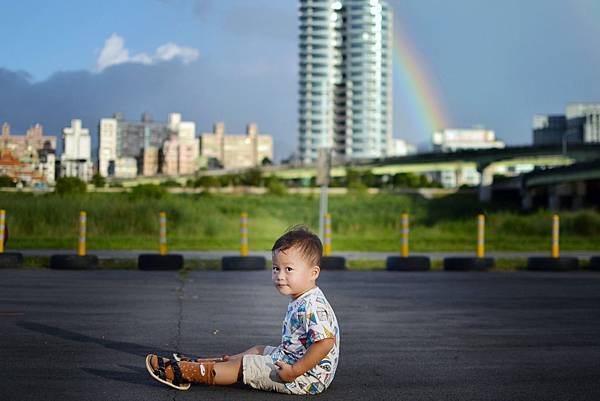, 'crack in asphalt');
173,272,187,400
